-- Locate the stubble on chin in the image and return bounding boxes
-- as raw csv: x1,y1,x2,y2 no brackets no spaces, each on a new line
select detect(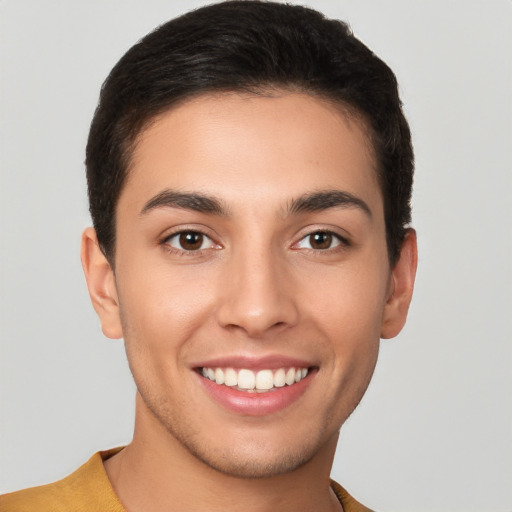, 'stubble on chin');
136,386,332,479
